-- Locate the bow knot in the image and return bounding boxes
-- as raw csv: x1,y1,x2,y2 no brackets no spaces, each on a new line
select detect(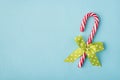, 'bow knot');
64,36,104,66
